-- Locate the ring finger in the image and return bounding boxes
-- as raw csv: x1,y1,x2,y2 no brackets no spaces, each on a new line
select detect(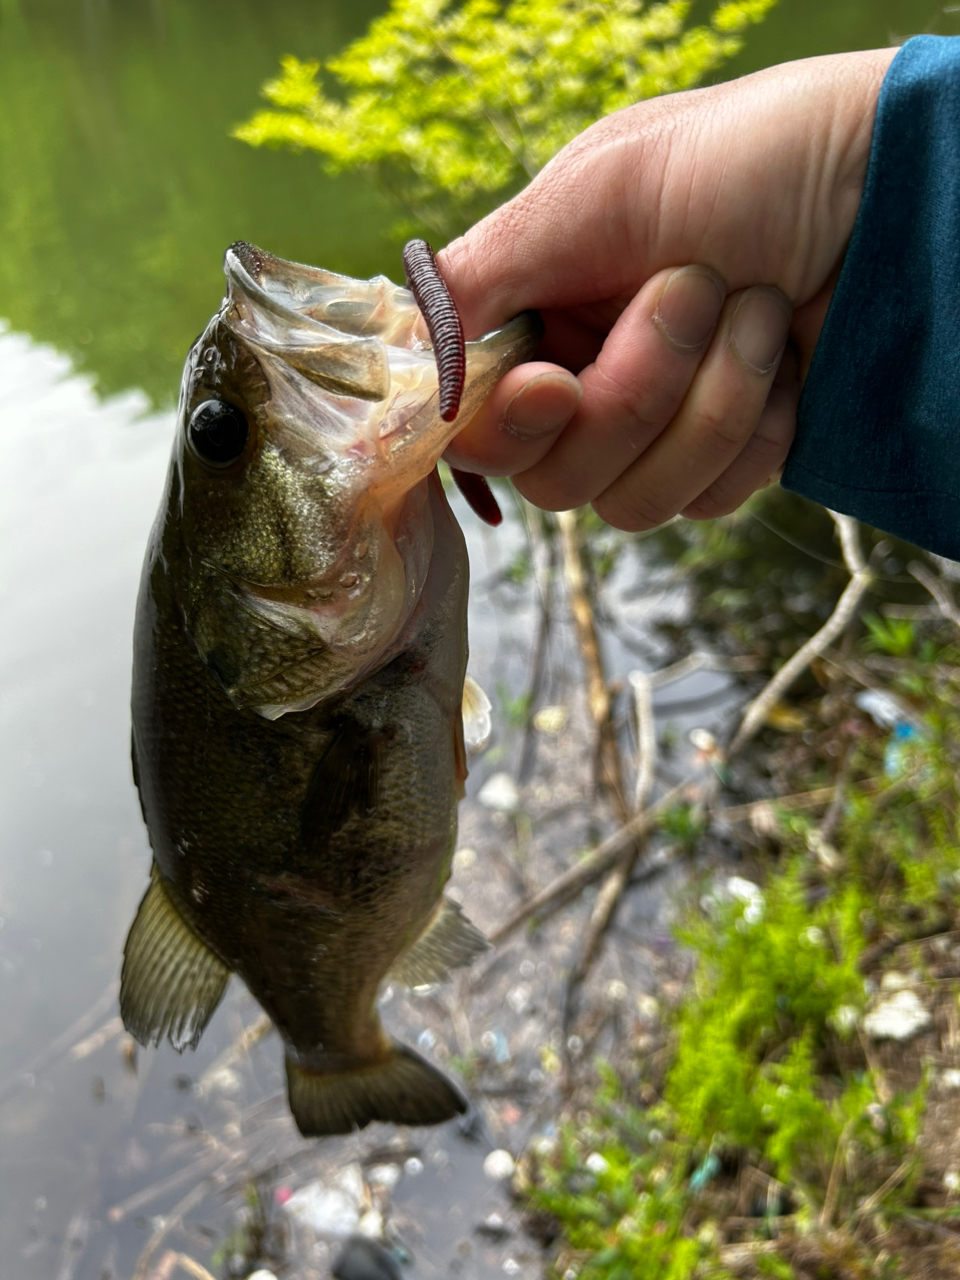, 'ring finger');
591,285,793,530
